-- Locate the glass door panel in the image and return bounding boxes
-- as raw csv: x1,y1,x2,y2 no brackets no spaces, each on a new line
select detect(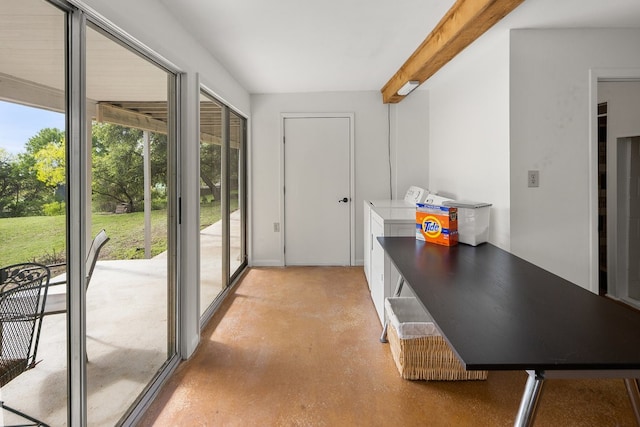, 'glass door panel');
199,92,224,315
229,111,246,278
0,1,67,425
86,24,174,425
